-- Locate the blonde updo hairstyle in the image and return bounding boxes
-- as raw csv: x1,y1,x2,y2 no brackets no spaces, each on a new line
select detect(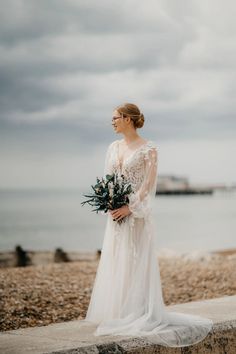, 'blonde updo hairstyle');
116,103,145,129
